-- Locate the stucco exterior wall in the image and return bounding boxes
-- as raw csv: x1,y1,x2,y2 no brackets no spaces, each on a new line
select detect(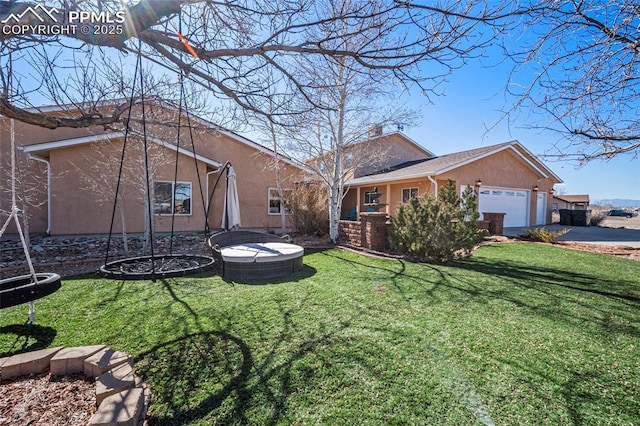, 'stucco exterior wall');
437,149,554,225
0,119,56,234
352,133,432,178
47,139,213,235
192,131,301,232
1,112,303,236
346,147,557,226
